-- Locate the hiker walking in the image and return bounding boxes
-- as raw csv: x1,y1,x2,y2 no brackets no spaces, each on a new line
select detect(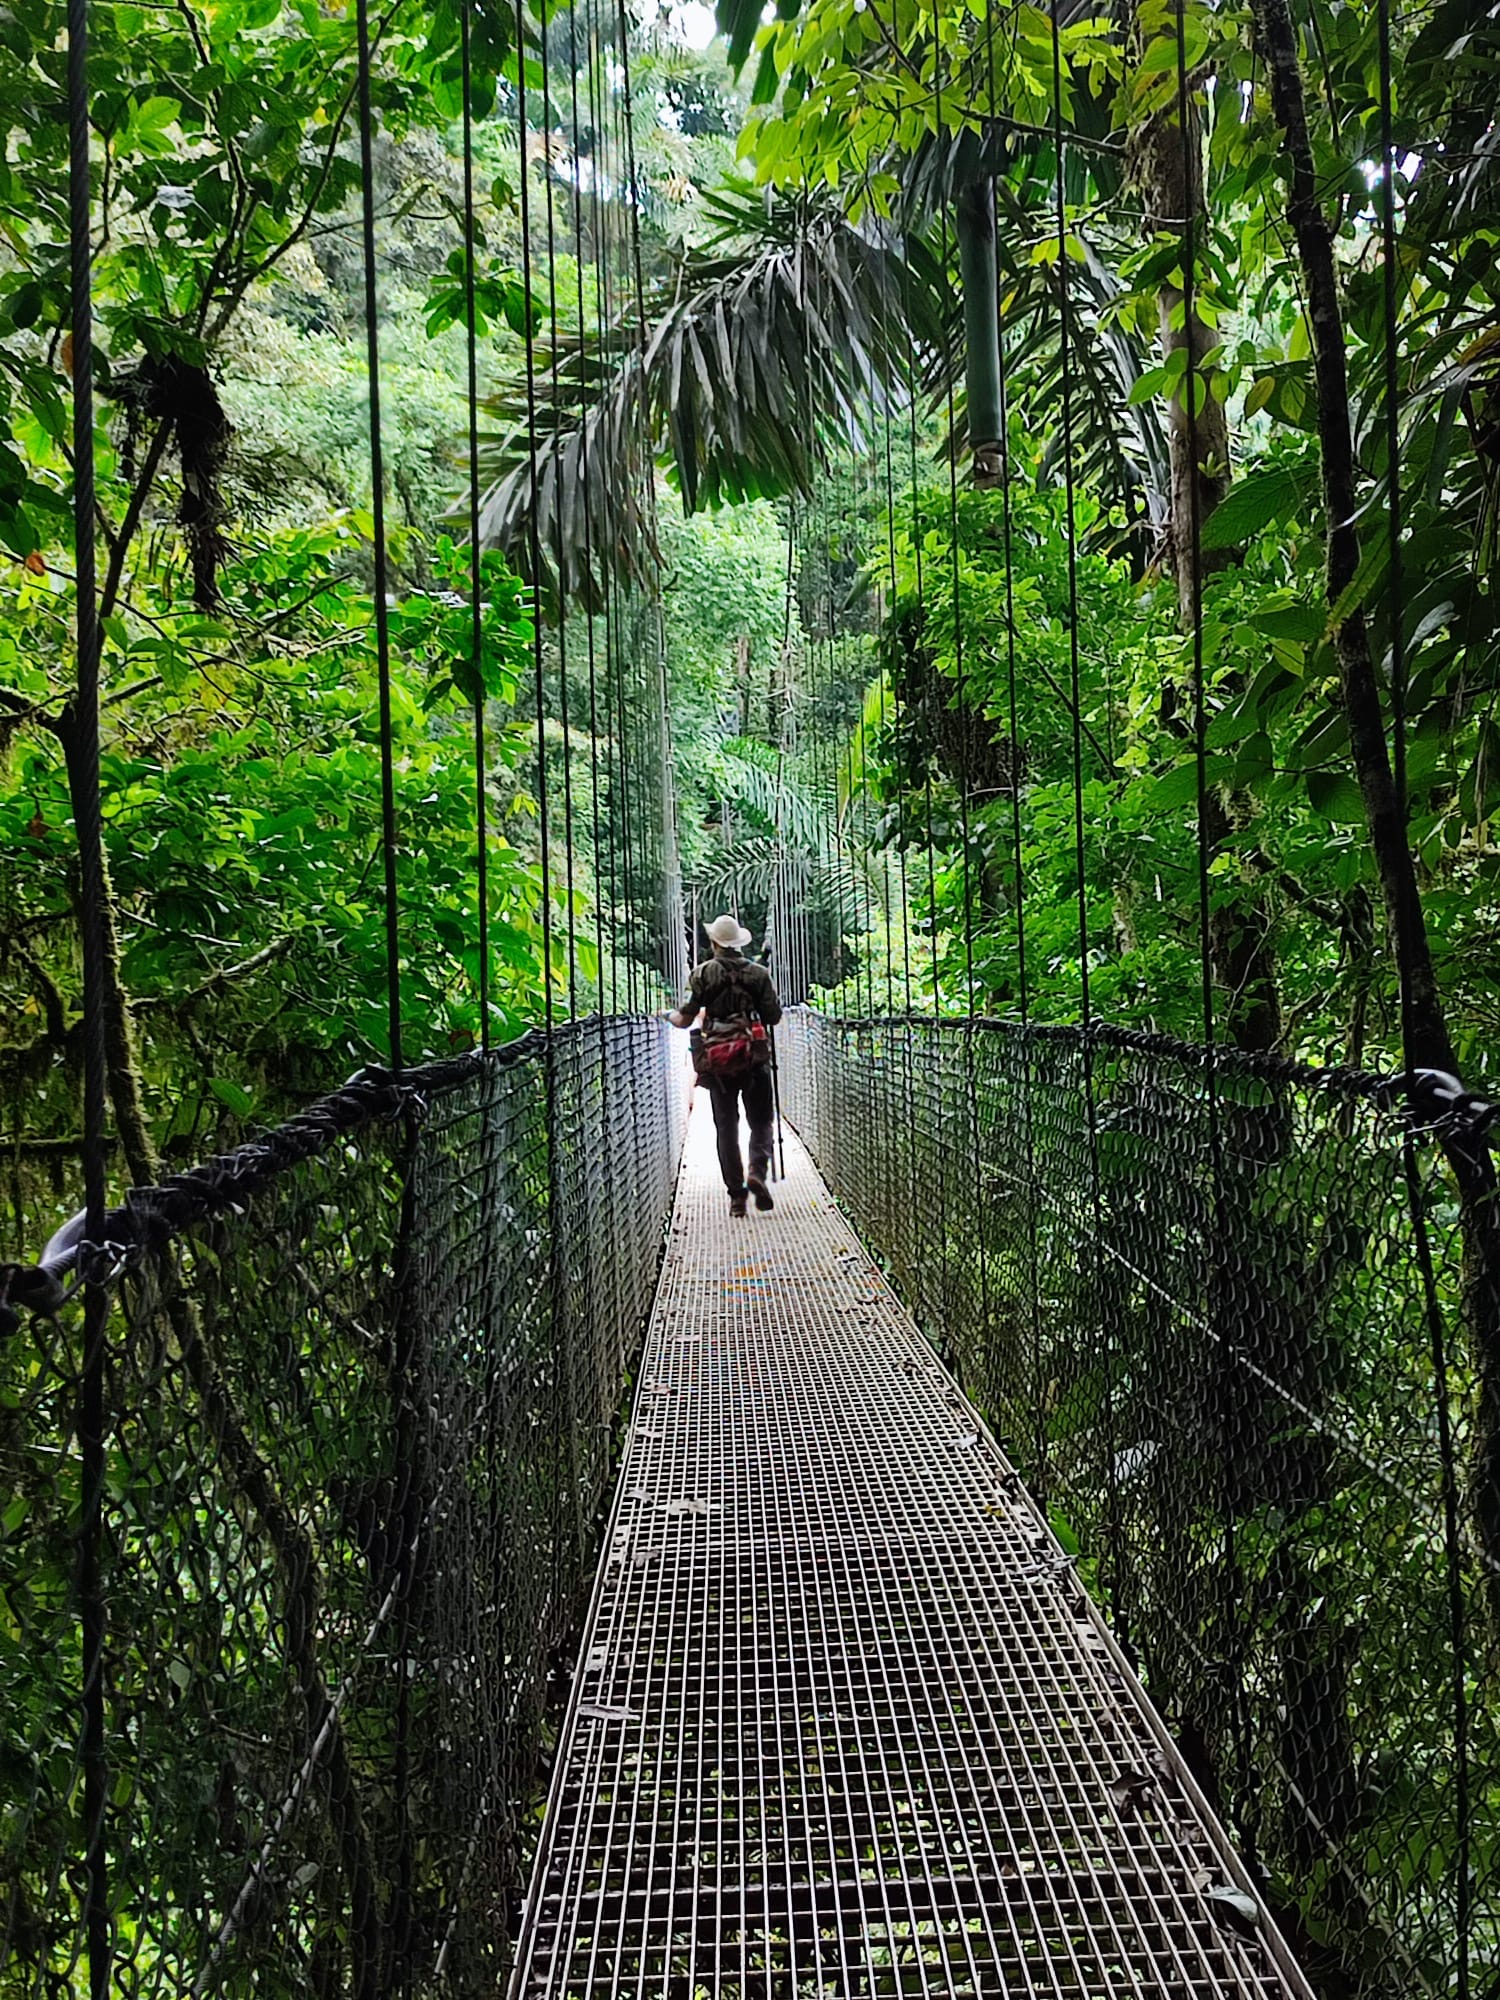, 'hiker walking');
669,914,783,1217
